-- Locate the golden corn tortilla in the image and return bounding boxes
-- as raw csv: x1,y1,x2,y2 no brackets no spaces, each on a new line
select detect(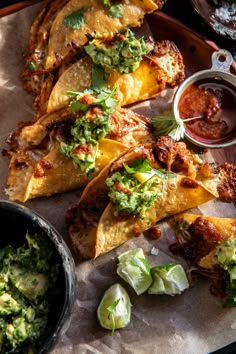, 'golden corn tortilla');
94,175,218,258
67,162,112,259
7,139,127,202
47,57,92,113
46,0,160,69
47,40,184,113
171,213,236,270
6,107,153,202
